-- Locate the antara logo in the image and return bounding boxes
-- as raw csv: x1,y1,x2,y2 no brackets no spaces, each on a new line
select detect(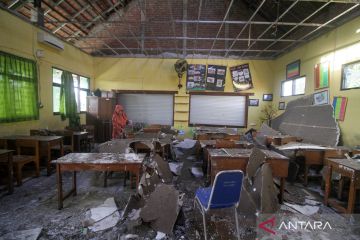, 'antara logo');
258,216,332,235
